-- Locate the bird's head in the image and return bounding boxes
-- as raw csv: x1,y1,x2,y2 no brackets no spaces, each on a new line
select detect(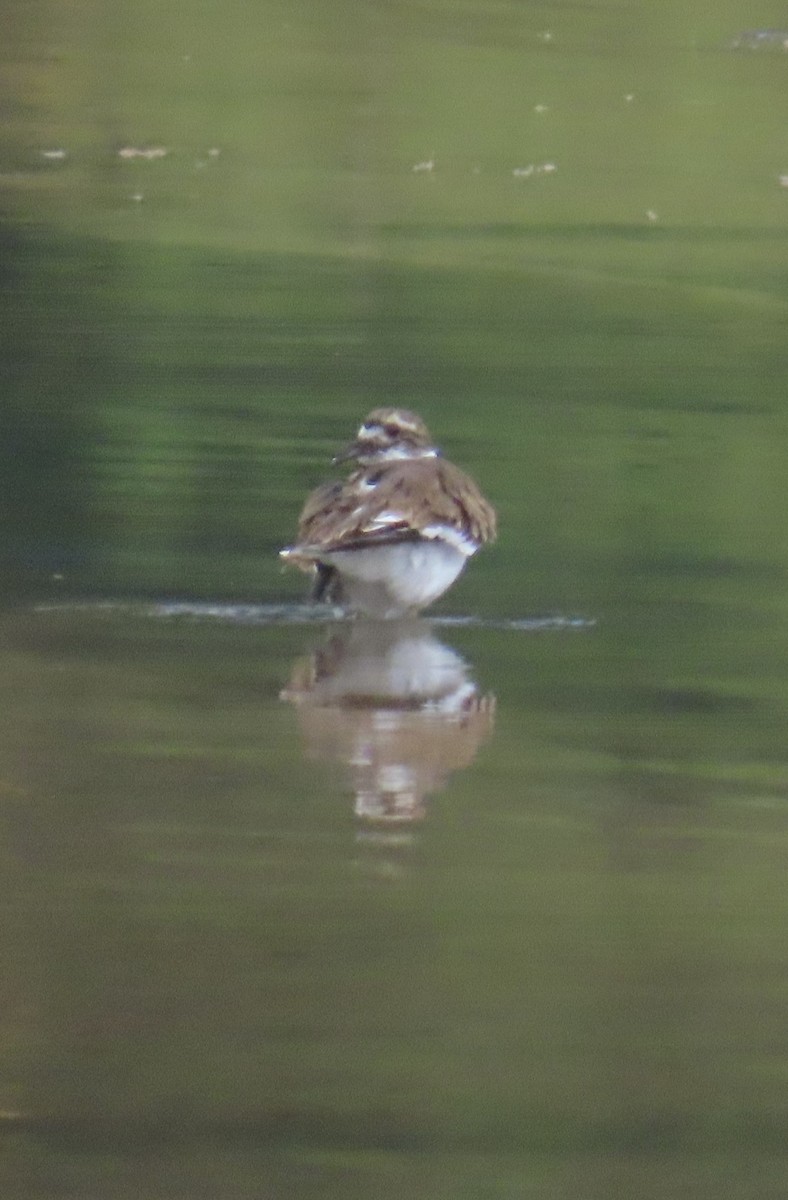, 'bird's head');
334,408,437,466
